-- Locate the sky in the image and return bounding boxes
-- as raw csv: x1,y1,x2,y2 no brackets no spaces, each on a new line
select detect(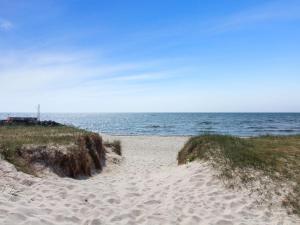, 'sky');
0,0,300,112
